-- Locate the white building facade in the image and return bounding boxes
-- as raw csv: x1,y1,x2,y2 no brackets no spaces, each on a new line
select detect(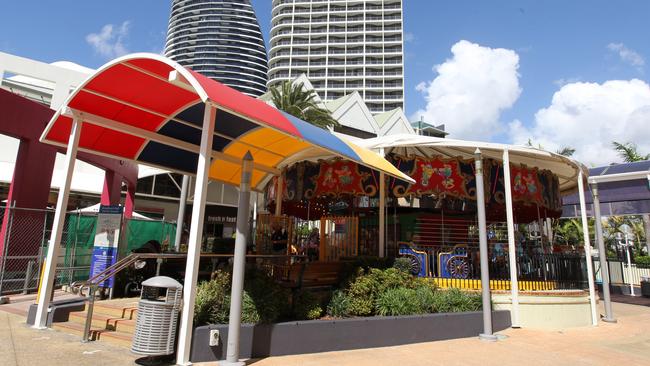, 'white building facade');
268,0,404,113
165,0,269,97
